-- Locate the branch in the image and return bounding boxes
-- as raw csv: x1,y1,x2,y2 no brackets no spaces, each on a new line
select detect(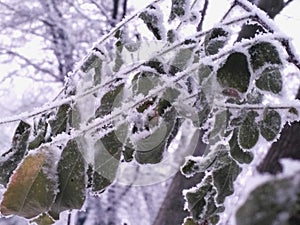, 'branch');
215,101,300,111
1,49,61,82
284,0,294,7
197,0,209,32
